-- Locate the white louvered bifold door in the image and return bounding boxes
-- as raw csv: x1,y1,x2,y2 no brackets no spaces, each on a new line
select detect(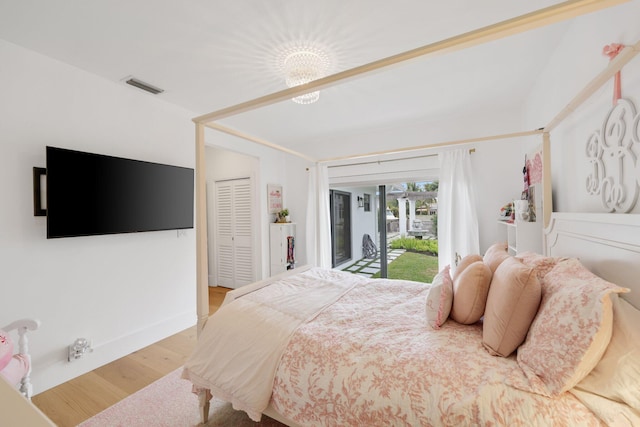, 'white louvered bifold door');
214,178,255,289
